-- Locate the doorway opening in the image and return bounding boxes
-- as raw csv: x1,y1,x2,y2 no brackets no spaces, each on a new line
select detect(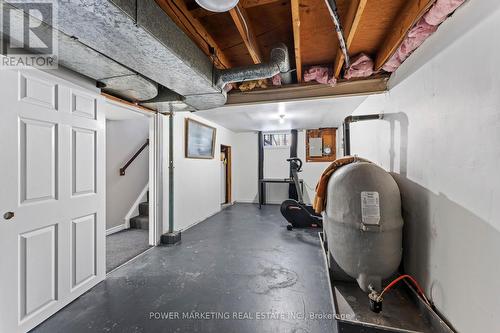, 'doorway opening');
220,145,232,206
104,98,156,272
